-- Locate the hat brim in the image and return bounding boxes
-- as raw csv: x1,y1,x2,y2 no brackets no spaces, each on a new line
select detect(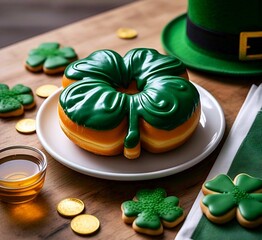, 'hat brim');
161,14,262,76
